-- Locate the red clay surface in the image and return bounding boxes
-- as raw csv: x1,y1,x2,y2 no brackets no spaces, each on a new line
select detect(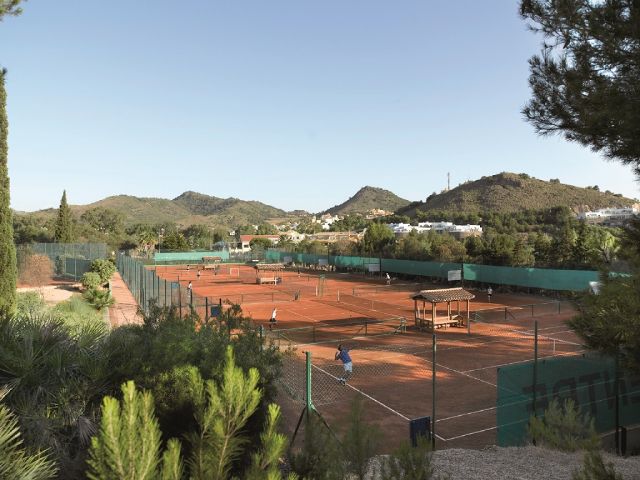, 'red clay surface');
151,264,582,452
